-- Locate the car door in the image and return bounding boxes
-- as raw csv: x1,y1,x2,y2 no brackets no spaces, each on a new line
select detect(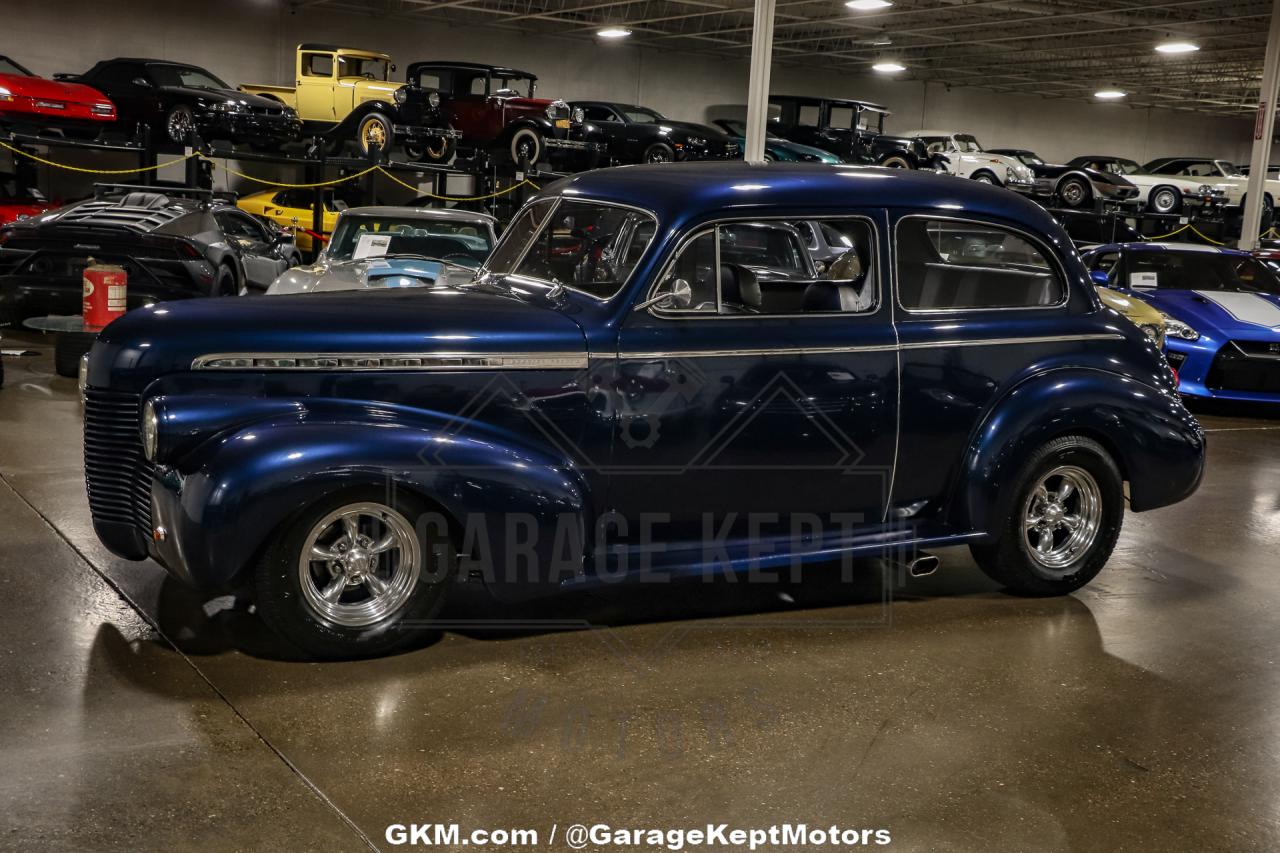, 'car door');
890,213,1076,529
608,212,899,561
216,209,282,288
582,105,627,159
297,52,337,123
